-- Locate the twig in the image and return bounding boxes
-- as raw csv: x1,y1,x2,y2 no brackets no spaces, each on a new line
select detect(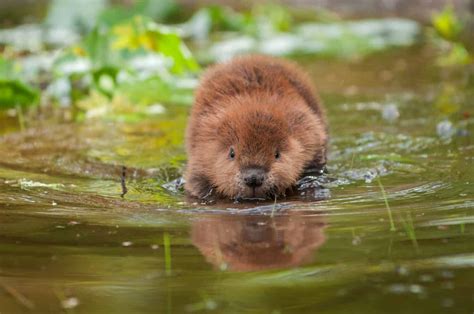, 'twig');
1,282,35,310
120,166,128,198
